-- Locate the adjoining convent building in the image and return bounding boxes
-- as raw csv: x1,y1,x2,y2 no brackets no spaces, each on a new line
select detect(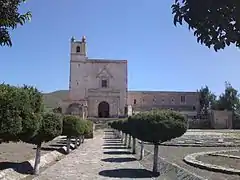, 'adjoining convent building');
61,36,199,118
